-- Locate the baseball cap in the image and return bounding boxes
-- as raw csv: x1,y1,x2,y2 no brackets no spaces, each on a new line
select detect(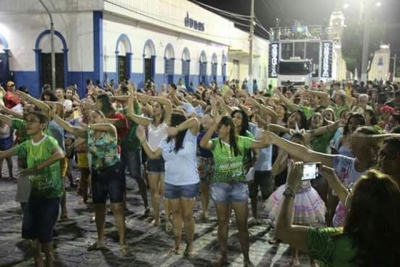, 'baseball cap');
7,81,15,87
